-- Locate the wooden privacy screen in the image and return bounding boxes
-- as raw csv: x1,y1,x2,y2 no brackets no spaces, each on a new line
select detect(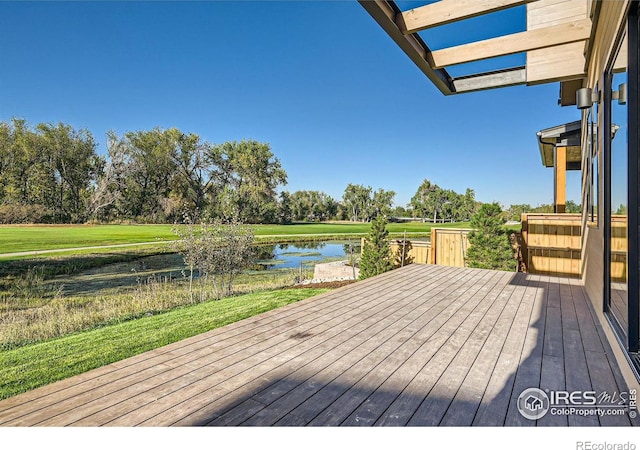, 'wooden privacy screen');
521,213,582,277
